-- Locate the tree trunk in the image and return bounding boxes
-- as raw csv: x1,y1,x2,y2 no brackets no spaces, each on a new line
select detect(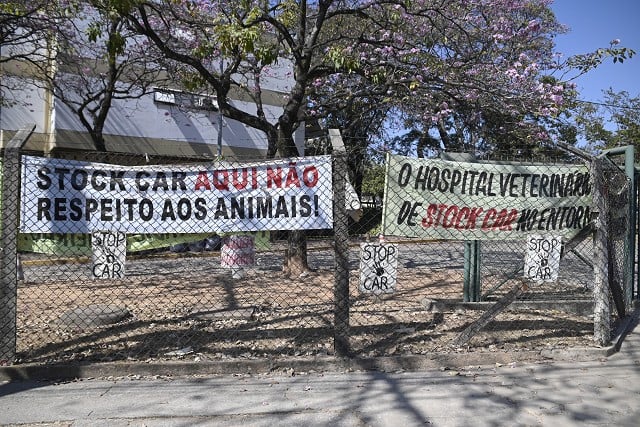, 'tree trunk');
91,131,107,152
266,128,279,158
283,230,309,276
275,124,312,276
